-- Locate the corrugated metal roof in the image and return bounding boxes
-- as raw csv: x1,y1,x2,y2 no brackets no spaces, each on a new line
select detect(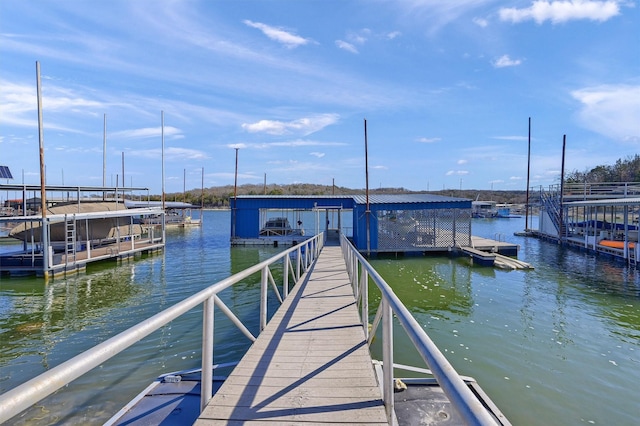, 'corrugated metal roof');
236,194,469,204
351,194,469,204
235,195,346,199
